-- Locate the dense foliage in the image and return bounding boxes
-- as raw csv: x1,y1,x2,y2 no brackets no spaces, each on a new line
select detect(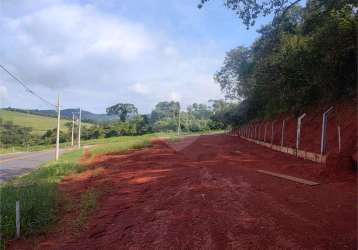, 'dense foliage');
0,100,228,148
214,0,357,125
106,103,138,122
